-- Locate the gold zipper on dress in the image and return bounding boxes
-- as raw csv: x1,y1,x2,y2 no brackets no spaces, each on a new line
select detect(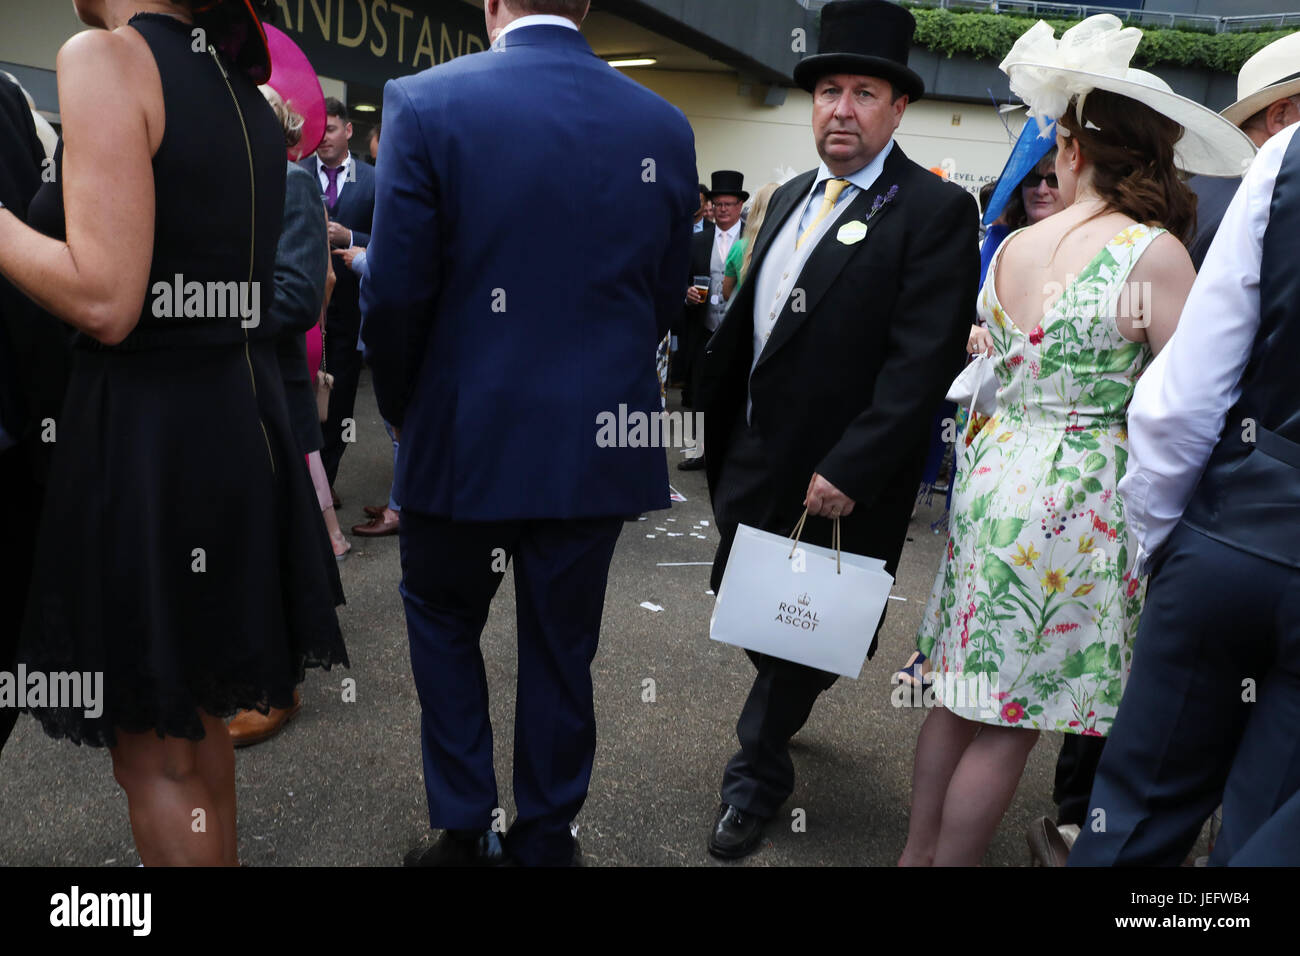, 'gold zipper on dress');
209,45,276,475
